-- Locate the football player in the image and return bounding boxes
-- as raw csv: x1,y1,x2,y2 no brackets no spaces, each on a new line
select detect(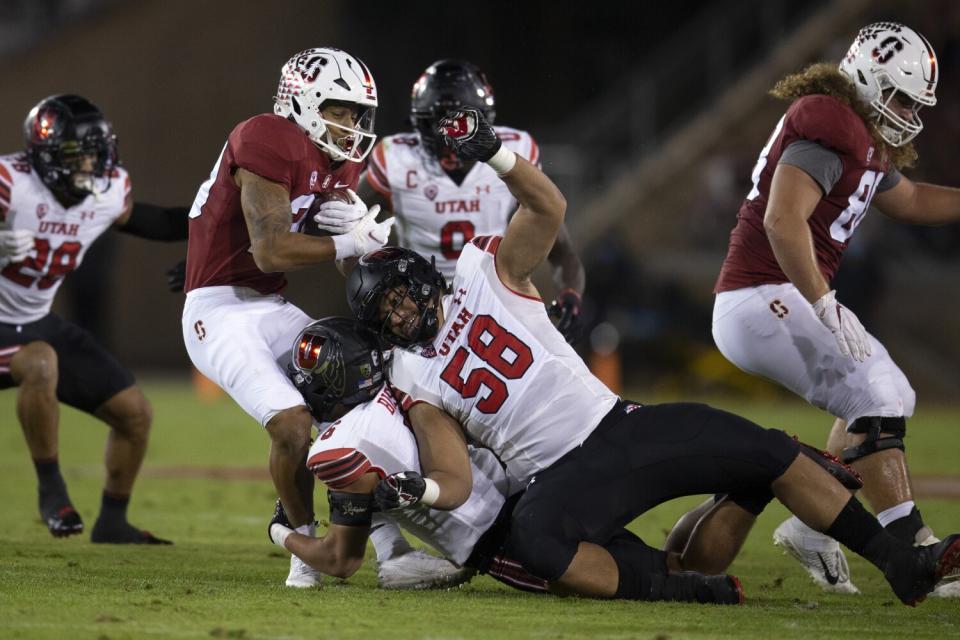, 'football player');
180,47,397,588
1,94,190,544
268,317,742,603
704,22,960,596
356,59,584,342
345,107,960,606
